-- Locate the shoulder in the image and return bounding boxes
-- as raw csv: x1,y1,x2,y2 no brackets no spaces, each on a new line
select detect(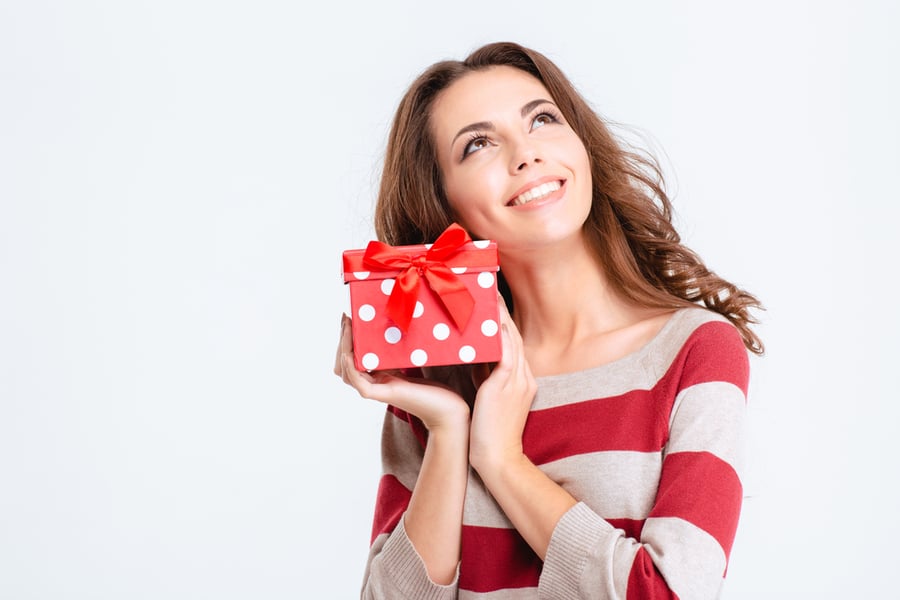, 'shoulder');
654,307,745,355
652,307,749,395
